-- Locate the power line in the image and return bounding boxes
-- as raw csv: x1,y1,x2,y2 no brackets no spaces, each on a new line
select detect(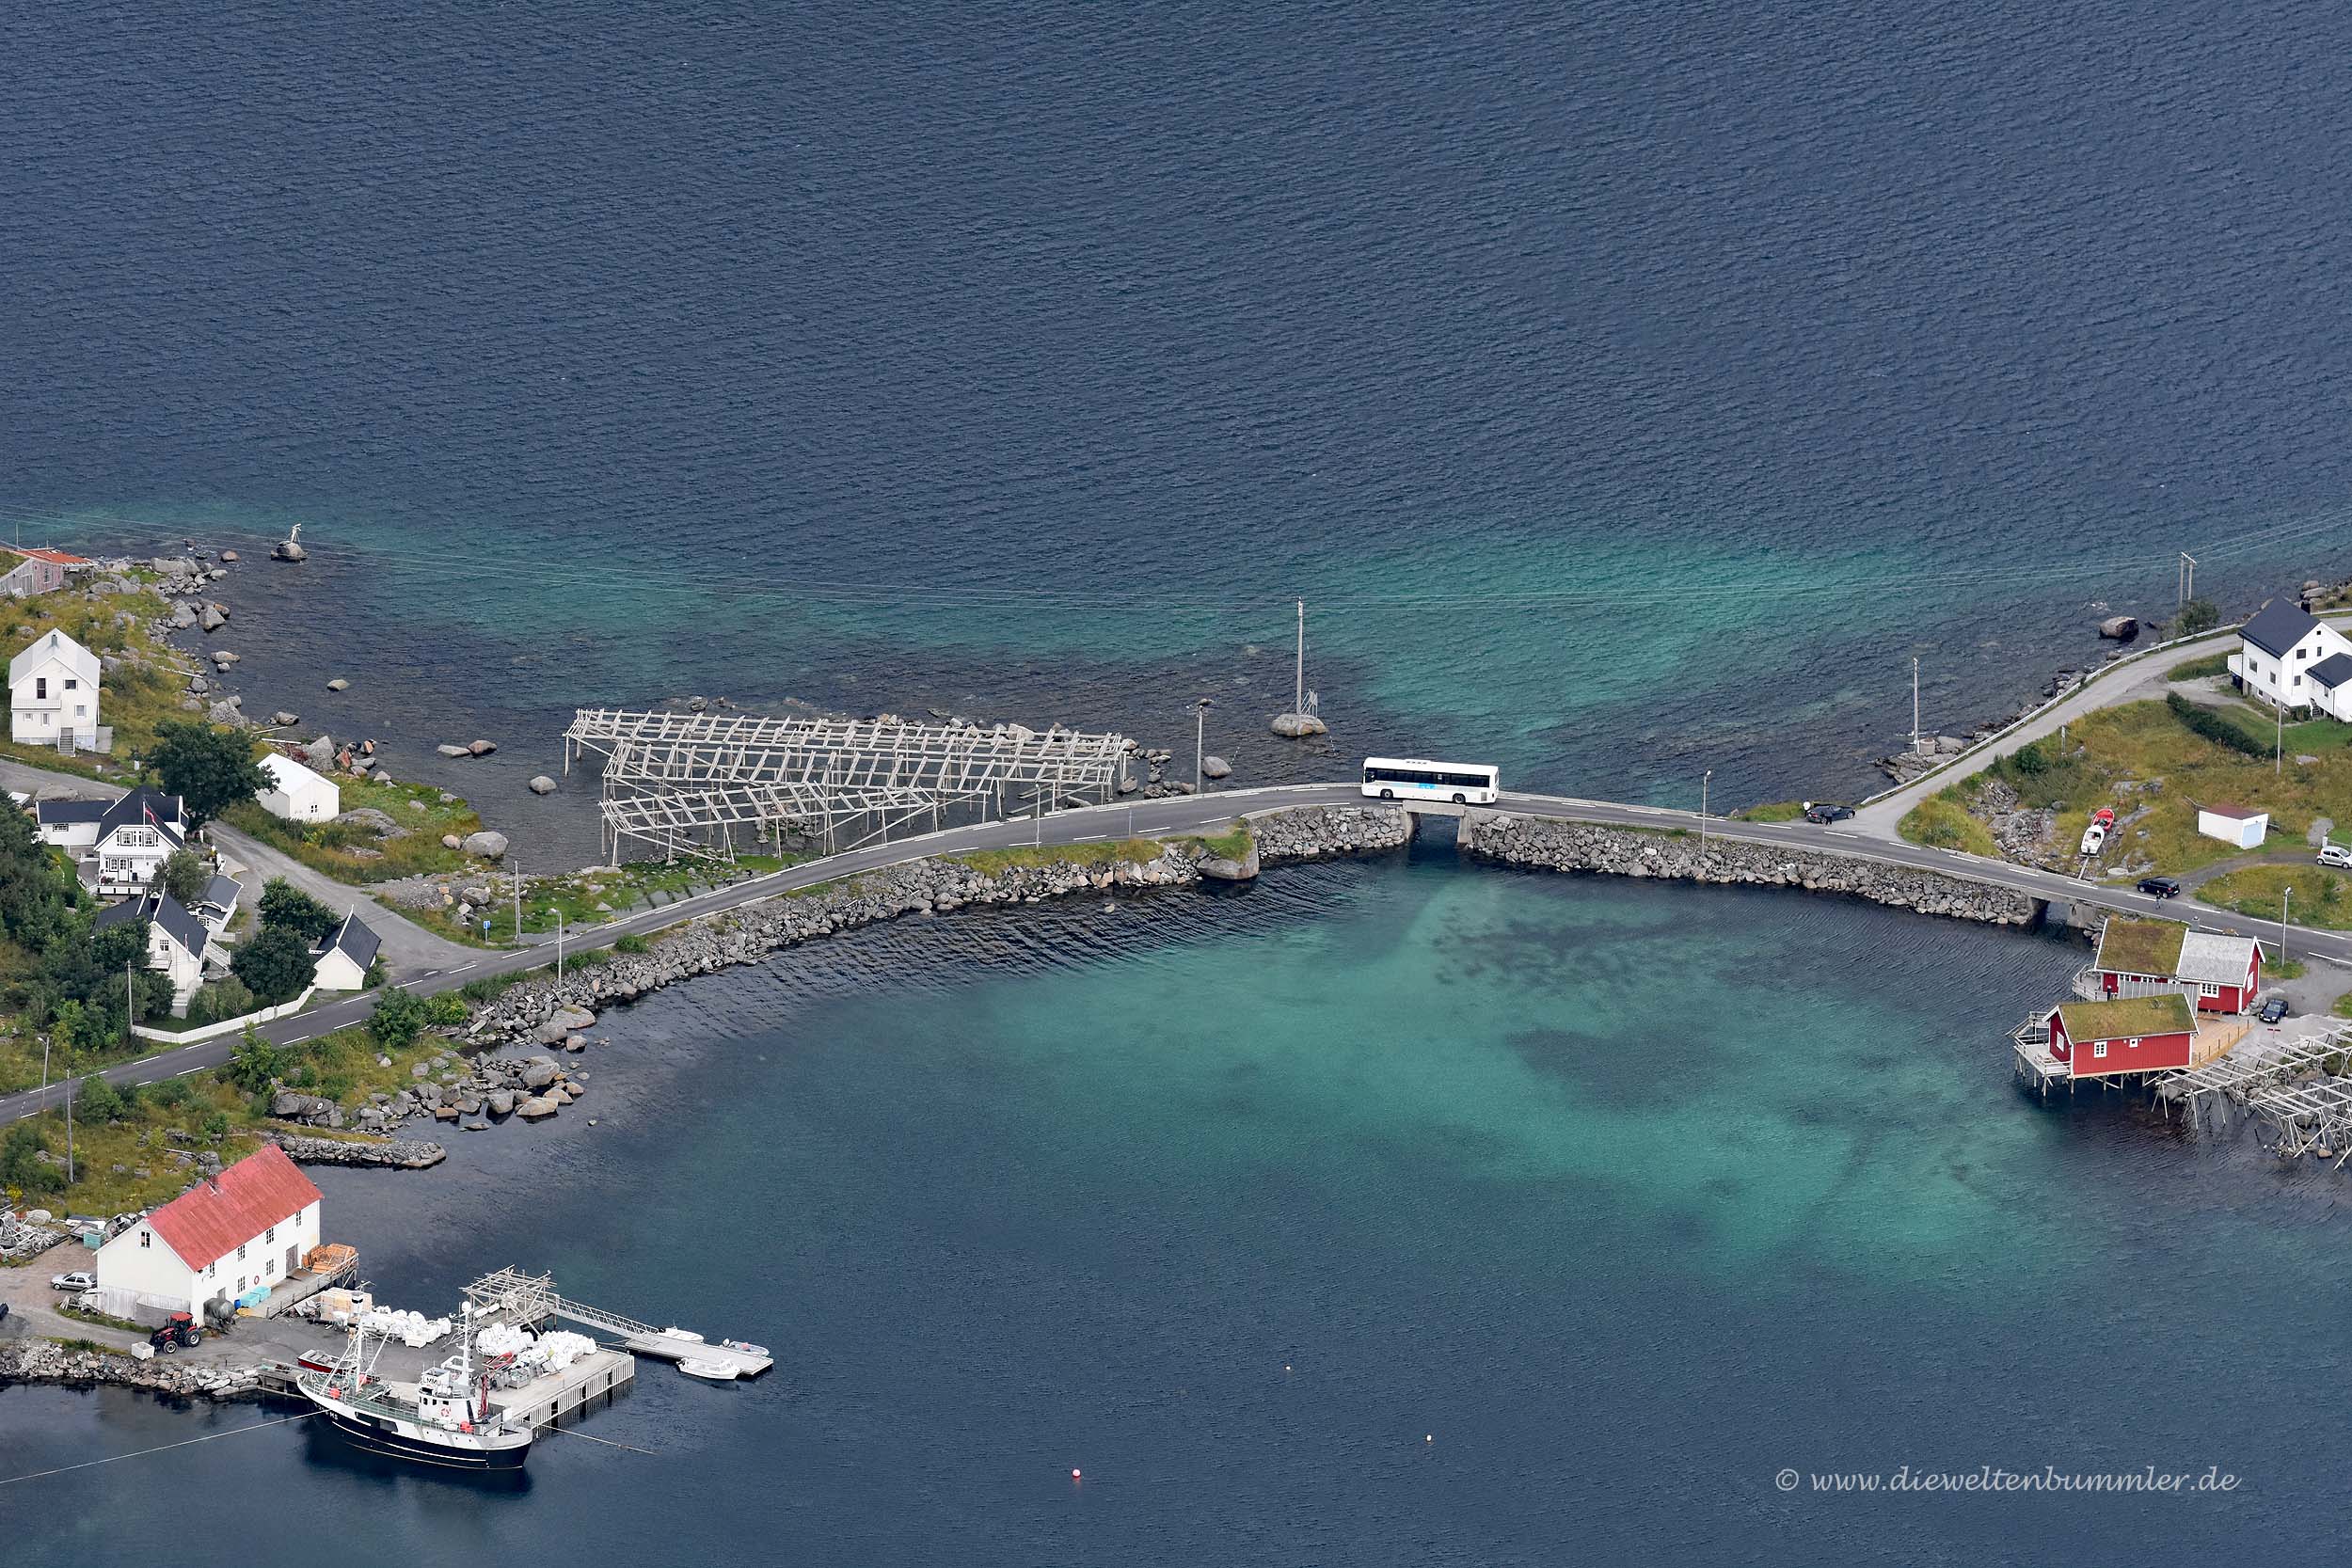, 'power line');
0,1409,317,1489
